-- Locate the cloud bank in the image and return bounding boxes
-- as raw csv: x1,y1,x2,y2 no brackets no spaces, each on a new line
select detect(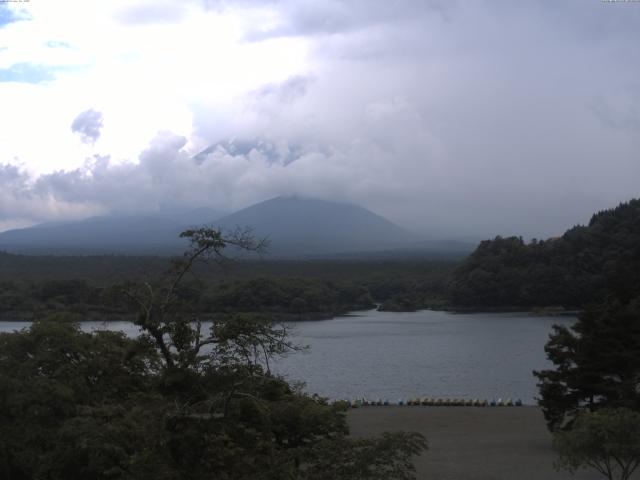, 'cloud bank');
0,1,639,239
